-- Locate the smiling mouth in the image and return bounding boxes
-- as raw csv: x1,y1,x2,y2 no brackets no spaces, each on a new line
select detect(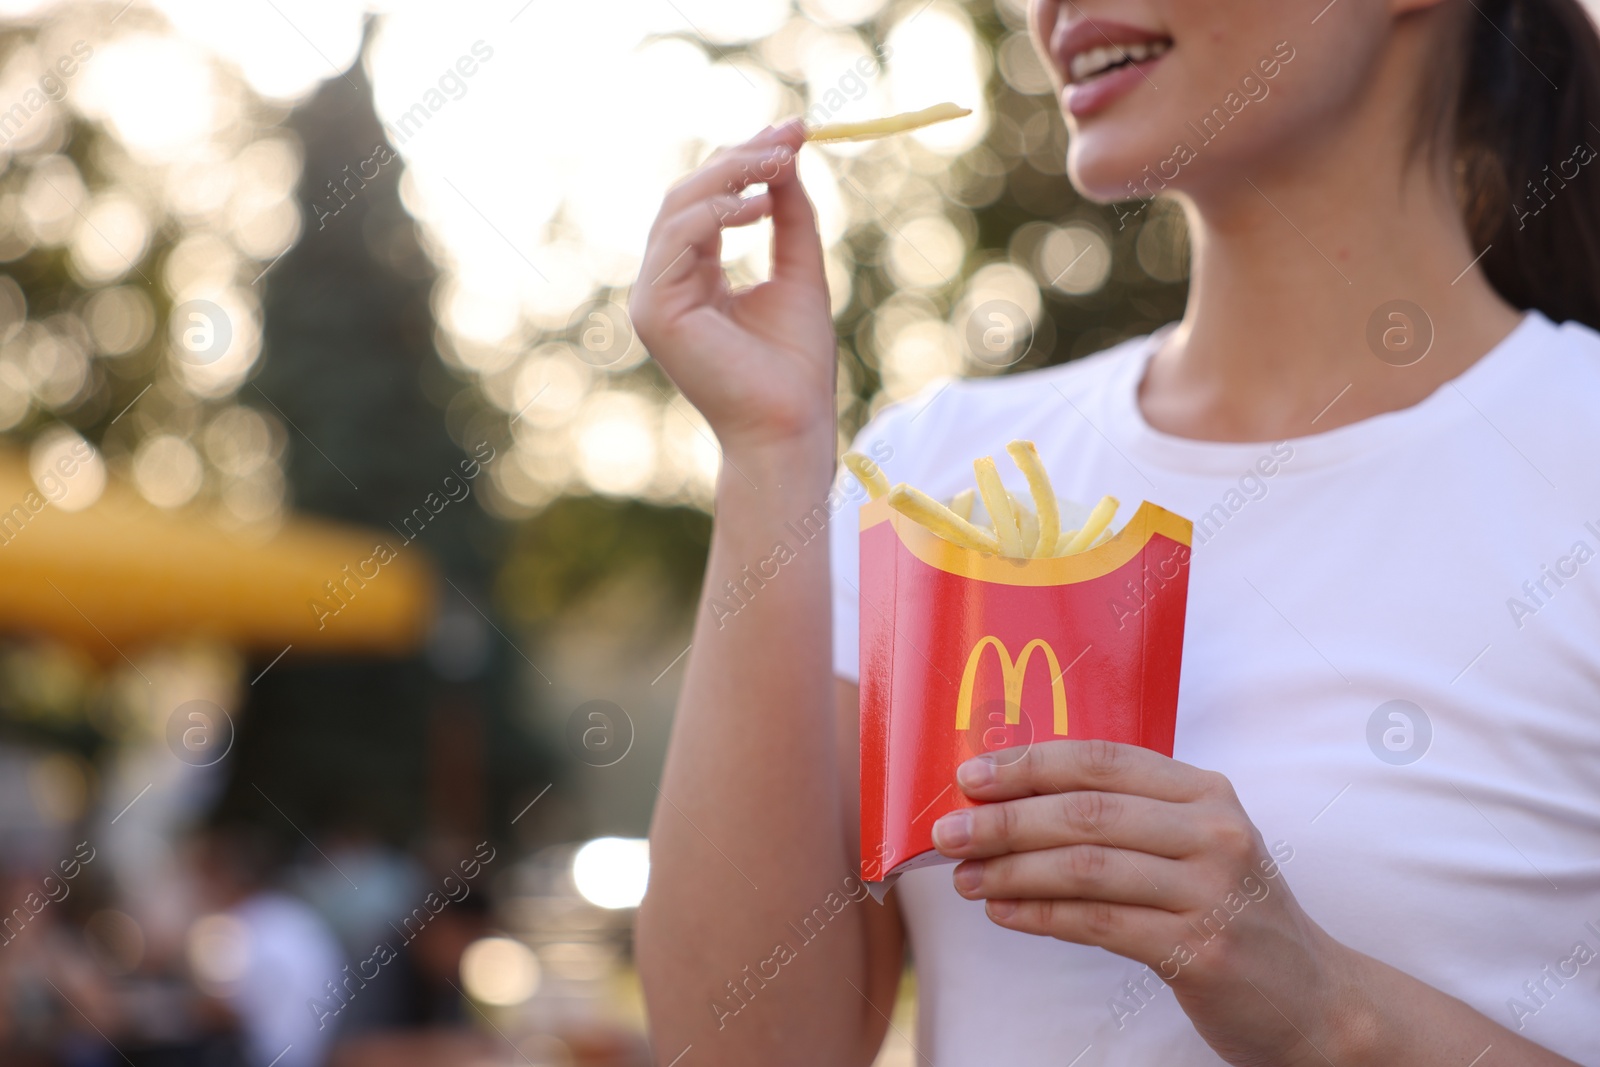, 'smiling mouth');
1068,38,1171,85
